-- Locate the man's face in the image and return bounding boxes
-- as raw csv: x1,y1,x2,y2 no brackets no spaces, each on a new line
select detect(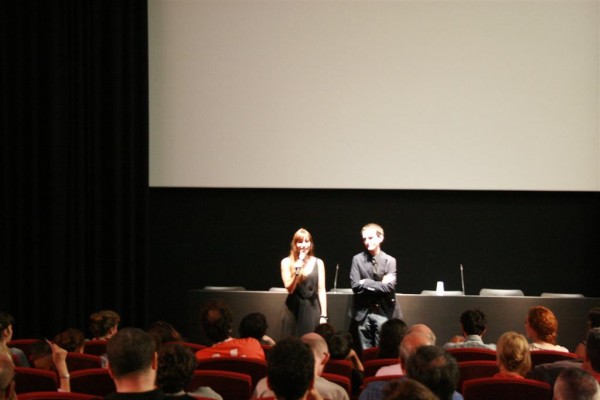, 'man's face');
362,228,383,253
